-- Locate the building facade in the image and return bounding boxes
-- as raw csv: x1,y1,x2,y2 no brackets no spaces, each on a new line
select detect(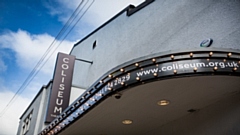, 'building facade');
17,82,52,135
18,0,240,135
